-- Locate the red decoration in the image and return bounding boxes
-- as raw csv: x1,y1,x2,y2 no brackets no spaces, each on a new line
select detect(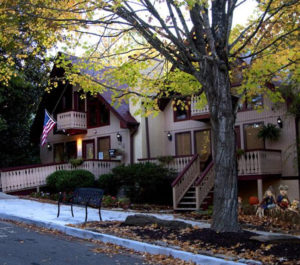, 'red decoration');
249,196,259,205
